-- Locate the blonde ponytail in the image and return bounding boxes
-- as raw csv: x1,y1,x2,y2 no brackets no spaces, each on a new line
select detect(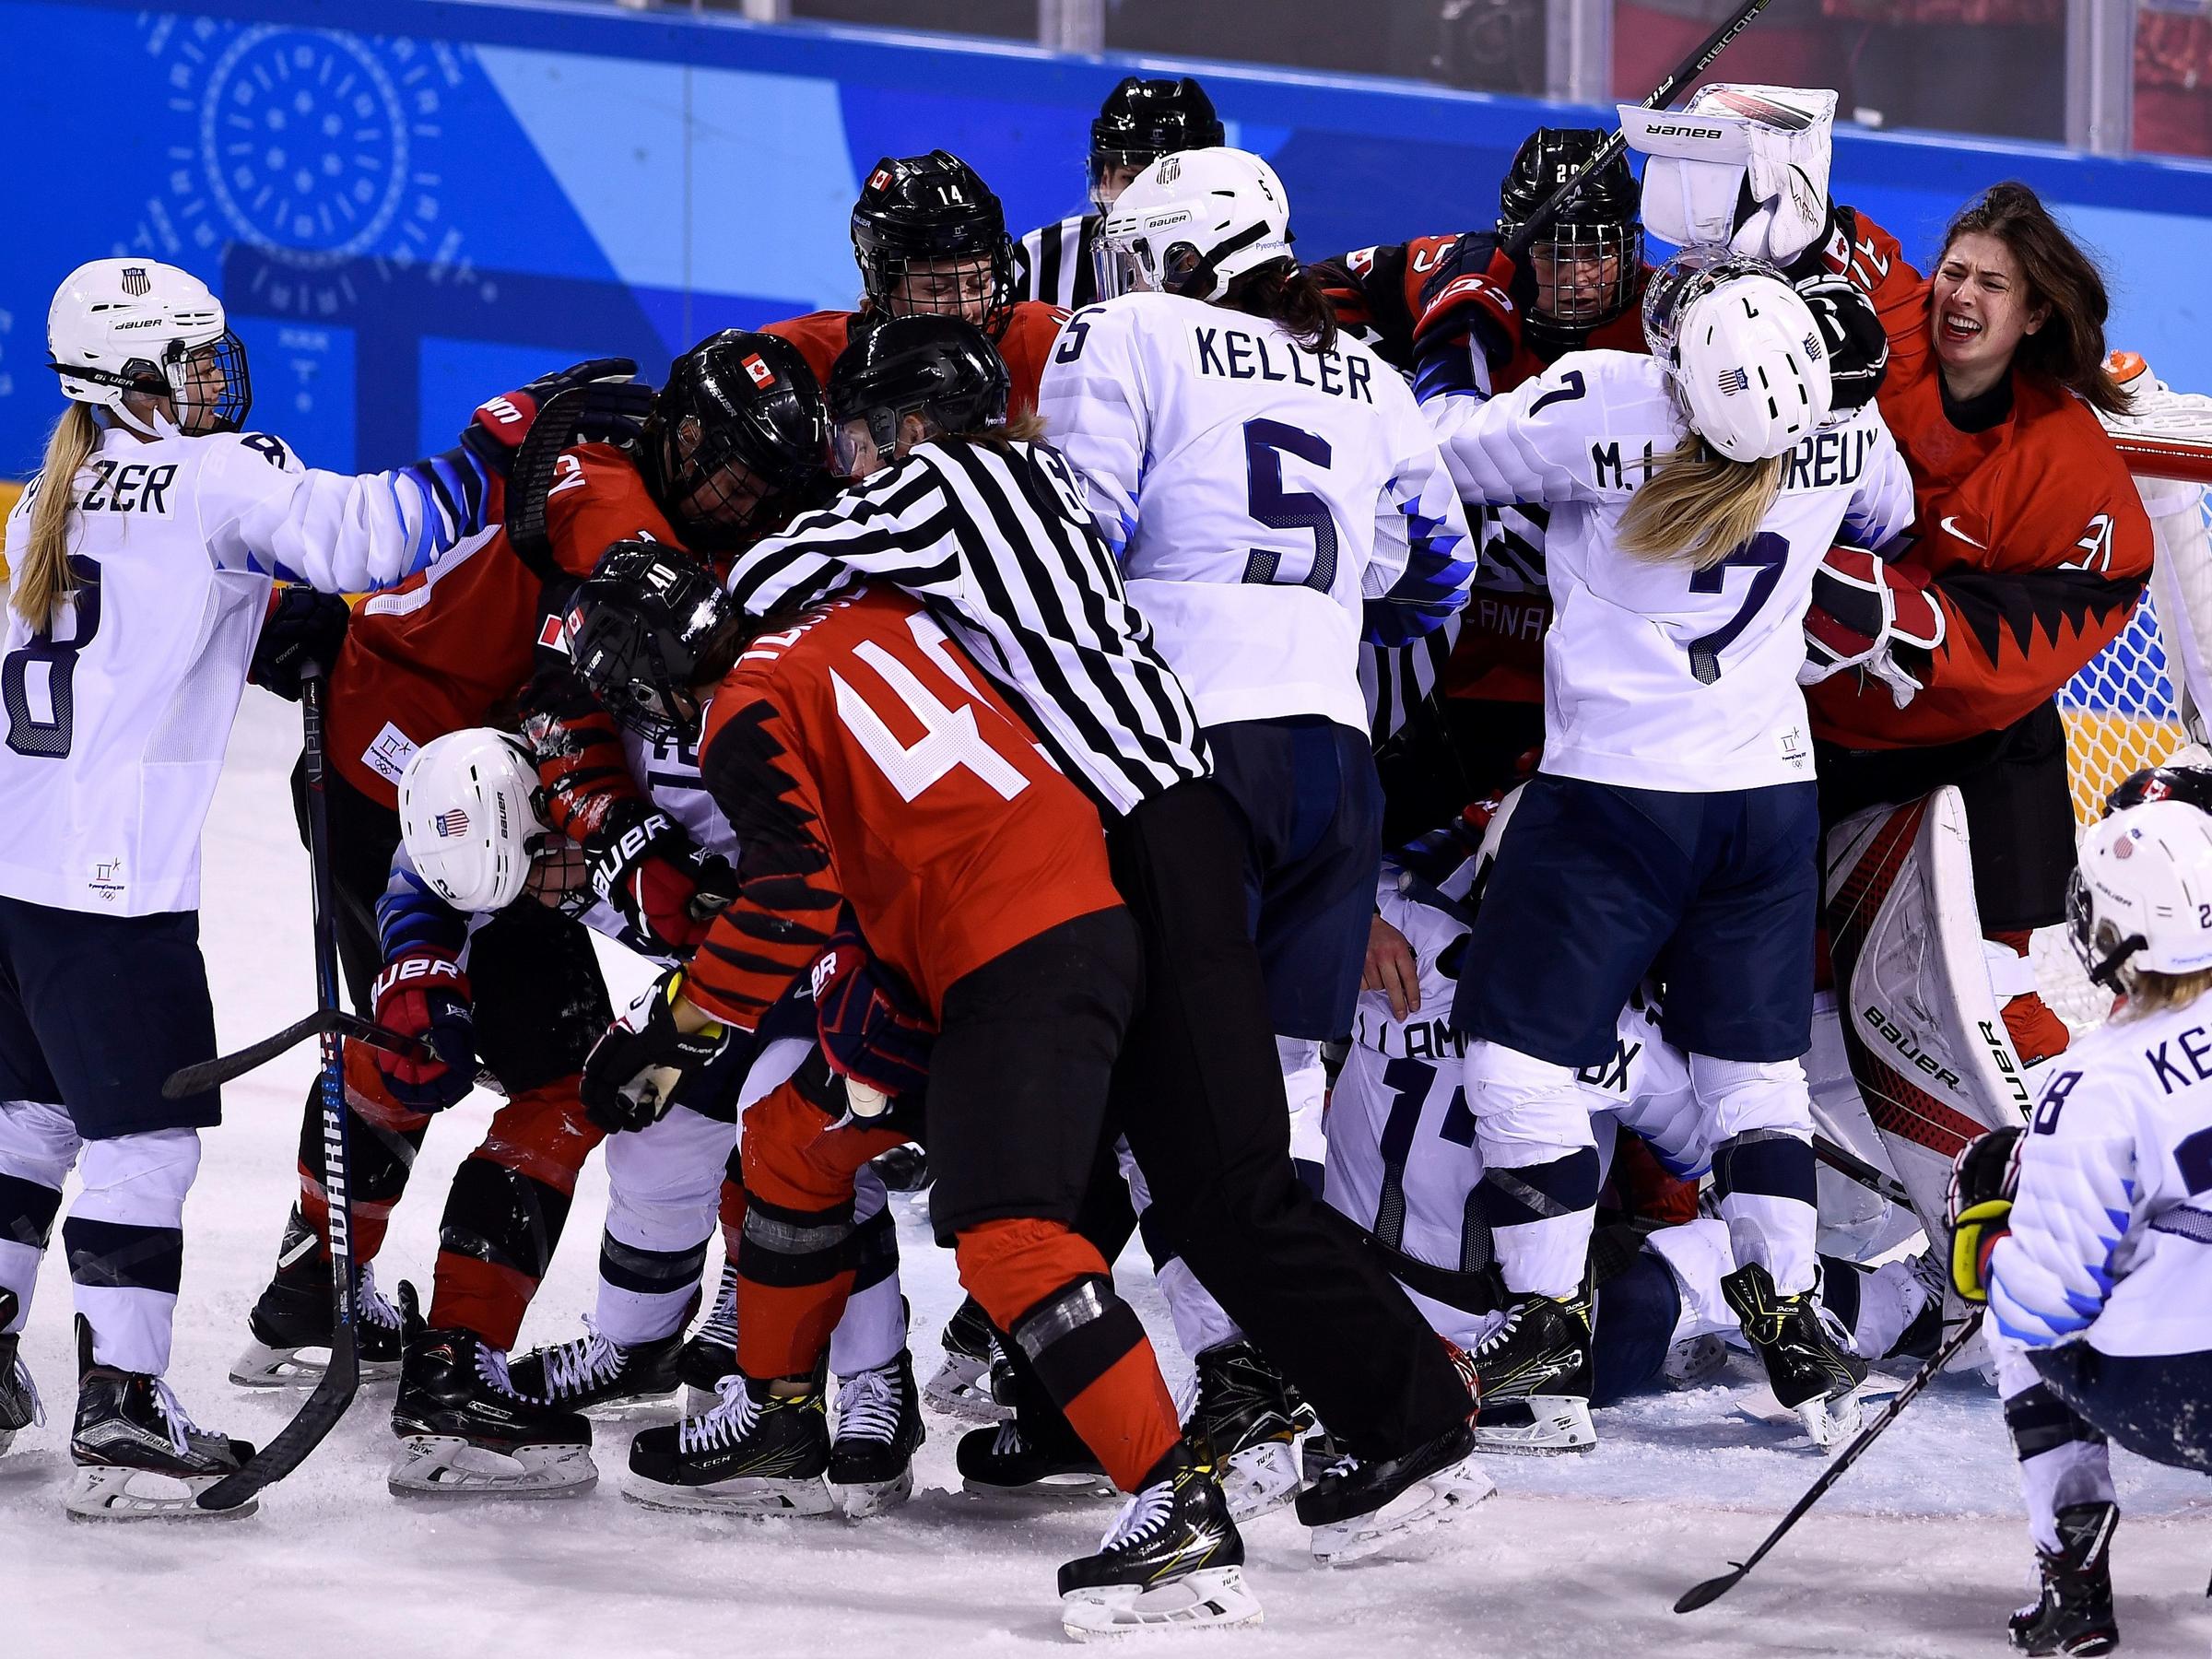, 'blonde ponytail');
1616,435,1786,571
15,404,98,630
